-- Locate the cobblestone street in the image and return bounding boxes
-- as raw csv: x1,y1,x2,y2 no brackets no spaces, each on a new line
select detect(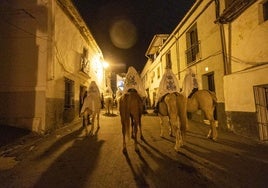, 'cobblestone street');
0,110,268,188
